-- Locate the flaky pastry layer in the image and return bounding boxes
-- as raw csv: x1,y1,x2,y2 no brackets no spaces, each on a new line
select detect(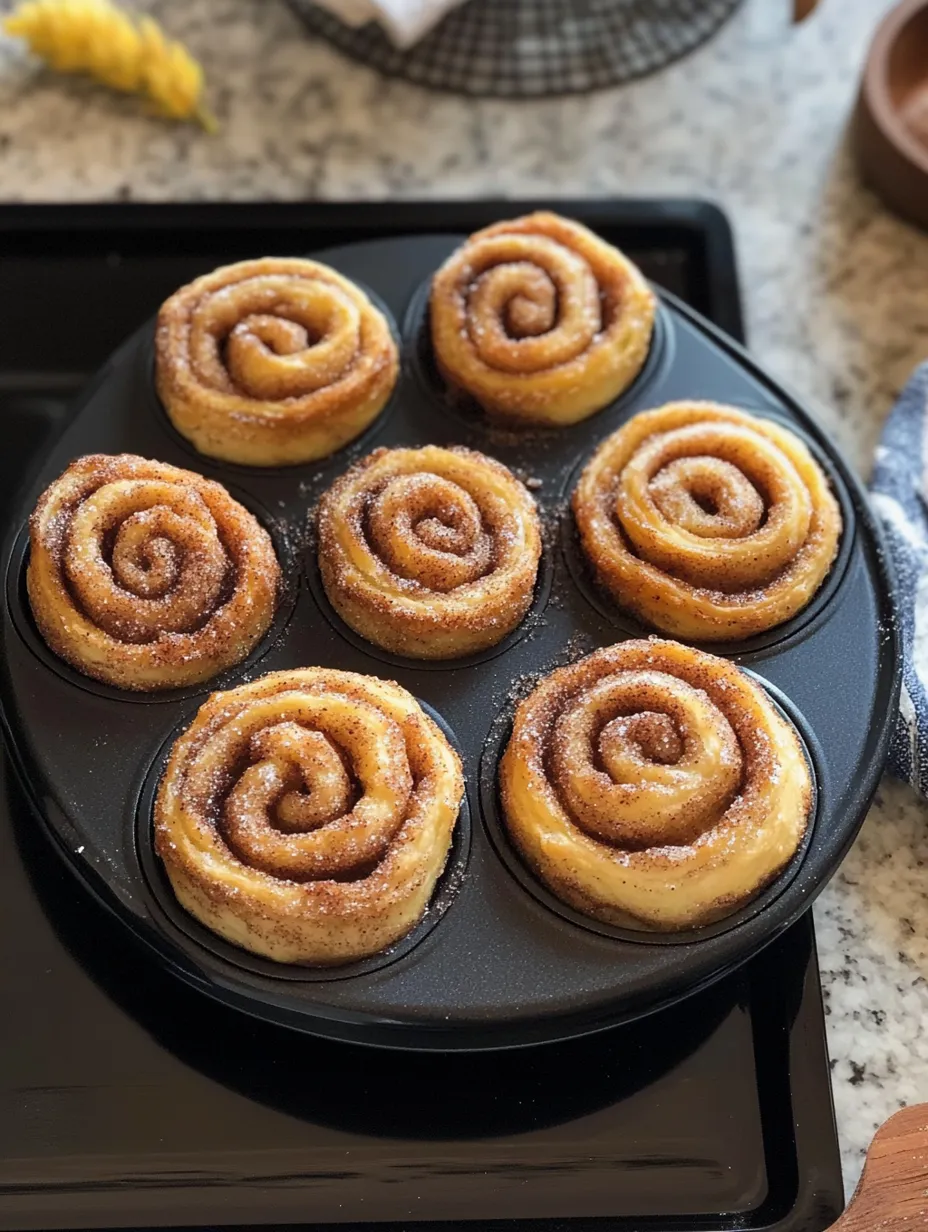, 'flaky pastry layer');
155,668,464,964
156,258,398,466
318,444,542,659
573,402,842,640
28,453,279,691
500,639,811,931
430,212,656,426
